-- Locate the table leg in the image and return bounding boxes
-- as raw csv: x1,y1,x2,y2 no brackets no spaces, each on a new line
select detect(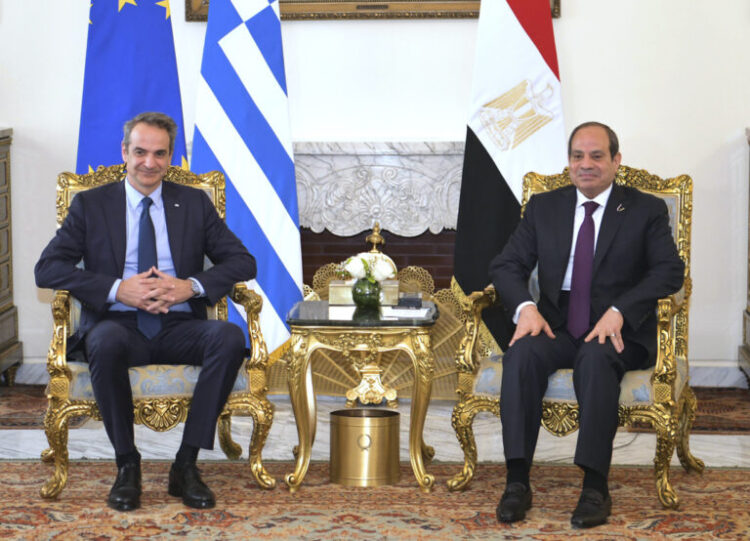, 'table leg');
407,331,435,492
421,437,435,464
285,333,315,493
291,361,317,460
306,360,317,447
